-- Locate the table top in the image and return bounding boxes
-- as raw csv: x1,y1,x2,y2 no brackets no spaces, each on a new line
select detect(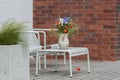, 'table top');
38,47,88,56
